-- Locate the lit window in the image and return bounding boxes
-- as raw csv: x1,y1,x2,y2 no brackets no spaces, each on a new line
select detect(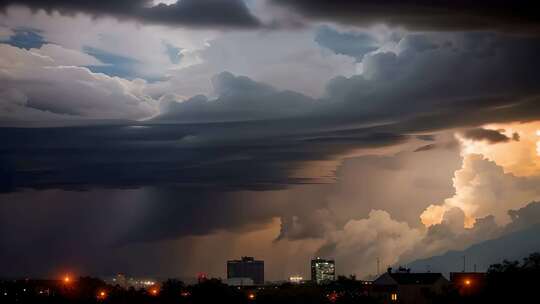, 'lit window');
391,293,398,301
